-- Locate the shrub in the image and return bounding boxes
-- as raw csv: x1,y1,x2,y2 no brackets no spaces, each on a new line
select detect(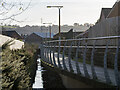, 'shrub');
1,43,38,89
